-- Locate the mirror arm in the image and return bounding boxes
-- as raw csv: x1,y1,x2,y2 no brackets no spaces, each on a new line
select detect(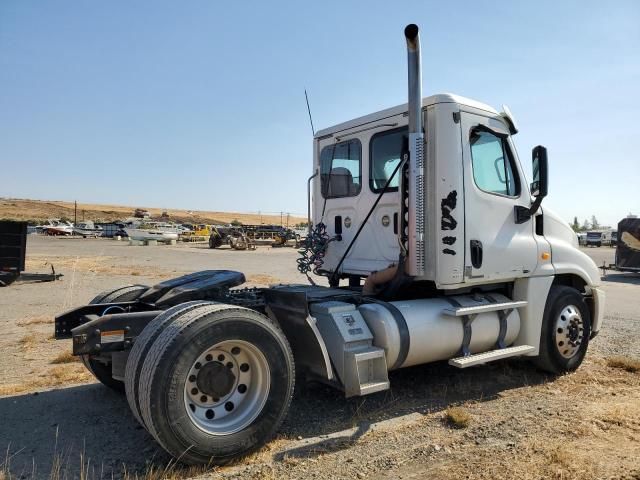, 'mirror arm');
514,195,545,224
